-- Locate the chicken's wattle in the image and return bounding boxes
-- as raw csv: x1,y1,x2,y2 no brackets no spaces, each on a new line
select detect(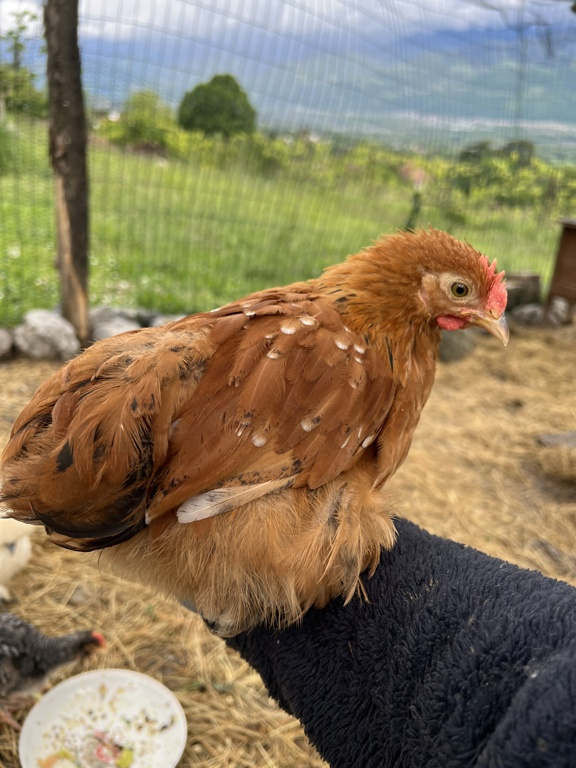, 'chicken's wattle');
436,315,468,331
